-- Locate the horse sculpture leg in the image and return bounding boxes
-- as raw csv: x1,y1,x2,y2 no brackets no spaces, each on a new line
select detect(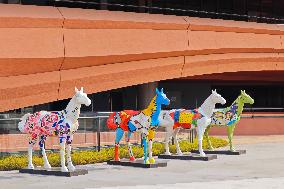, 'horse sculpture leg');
59,137,68,172
197,126,205,157
114,128,124,161
164,127,173,155
28,143,34,169
204,126,214,150
197,118,210,157
227,123,236,152
173,128,183,155
126,131,135,161
66,135,75,172
148,129,155,163
39,135,51,169
28,135,37,169
142,135,149,164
